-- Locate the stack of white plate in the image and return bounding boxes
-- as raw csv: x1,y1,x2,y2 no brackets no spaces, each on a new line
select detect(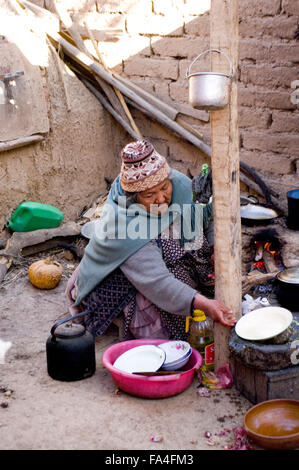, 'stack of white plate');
112,341,192,374
158,341,192,371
